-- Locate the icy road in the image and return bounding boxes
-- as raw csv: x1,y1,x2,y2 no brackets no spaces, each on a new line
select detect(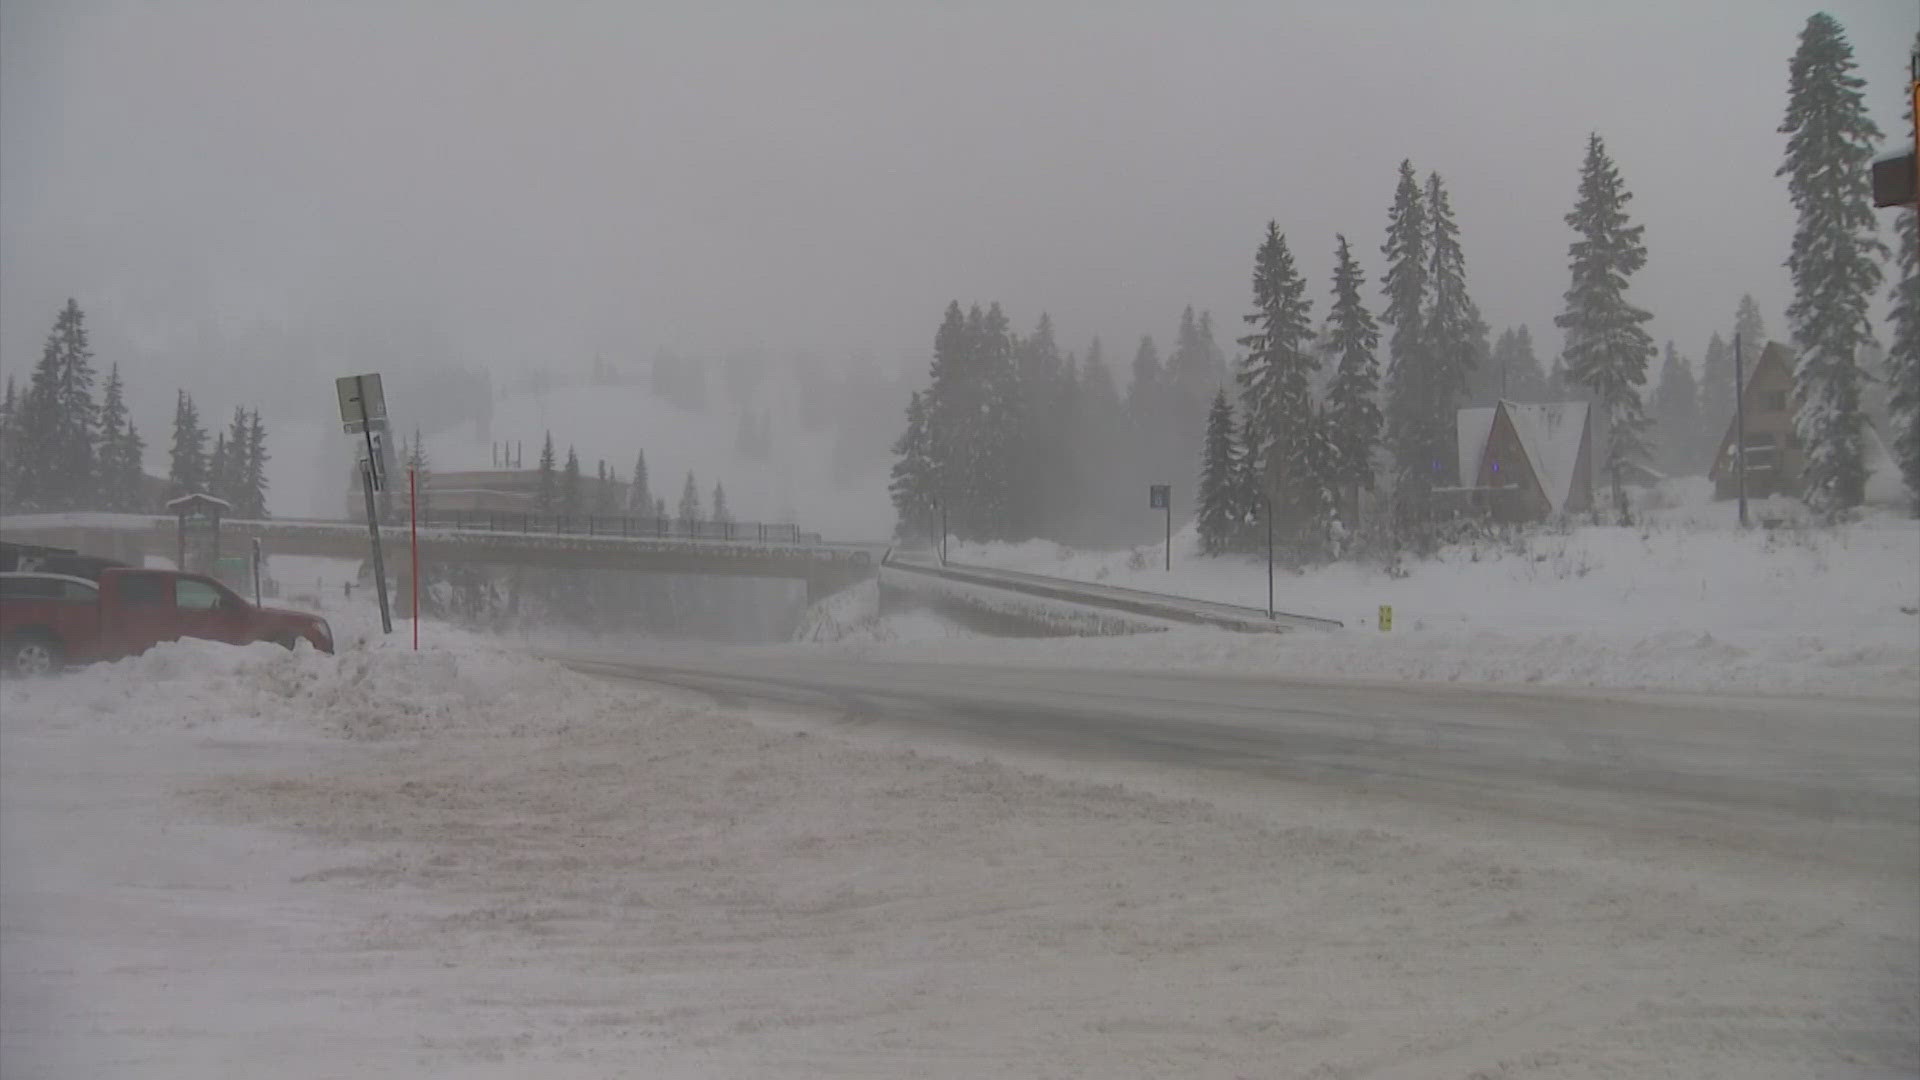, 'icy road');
562,650,1920,869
